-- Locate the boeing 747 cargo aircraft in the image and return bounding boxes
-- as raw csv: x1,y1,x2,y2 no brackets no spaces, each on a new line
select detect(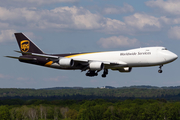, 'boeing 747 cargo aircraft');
6,33,178,78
